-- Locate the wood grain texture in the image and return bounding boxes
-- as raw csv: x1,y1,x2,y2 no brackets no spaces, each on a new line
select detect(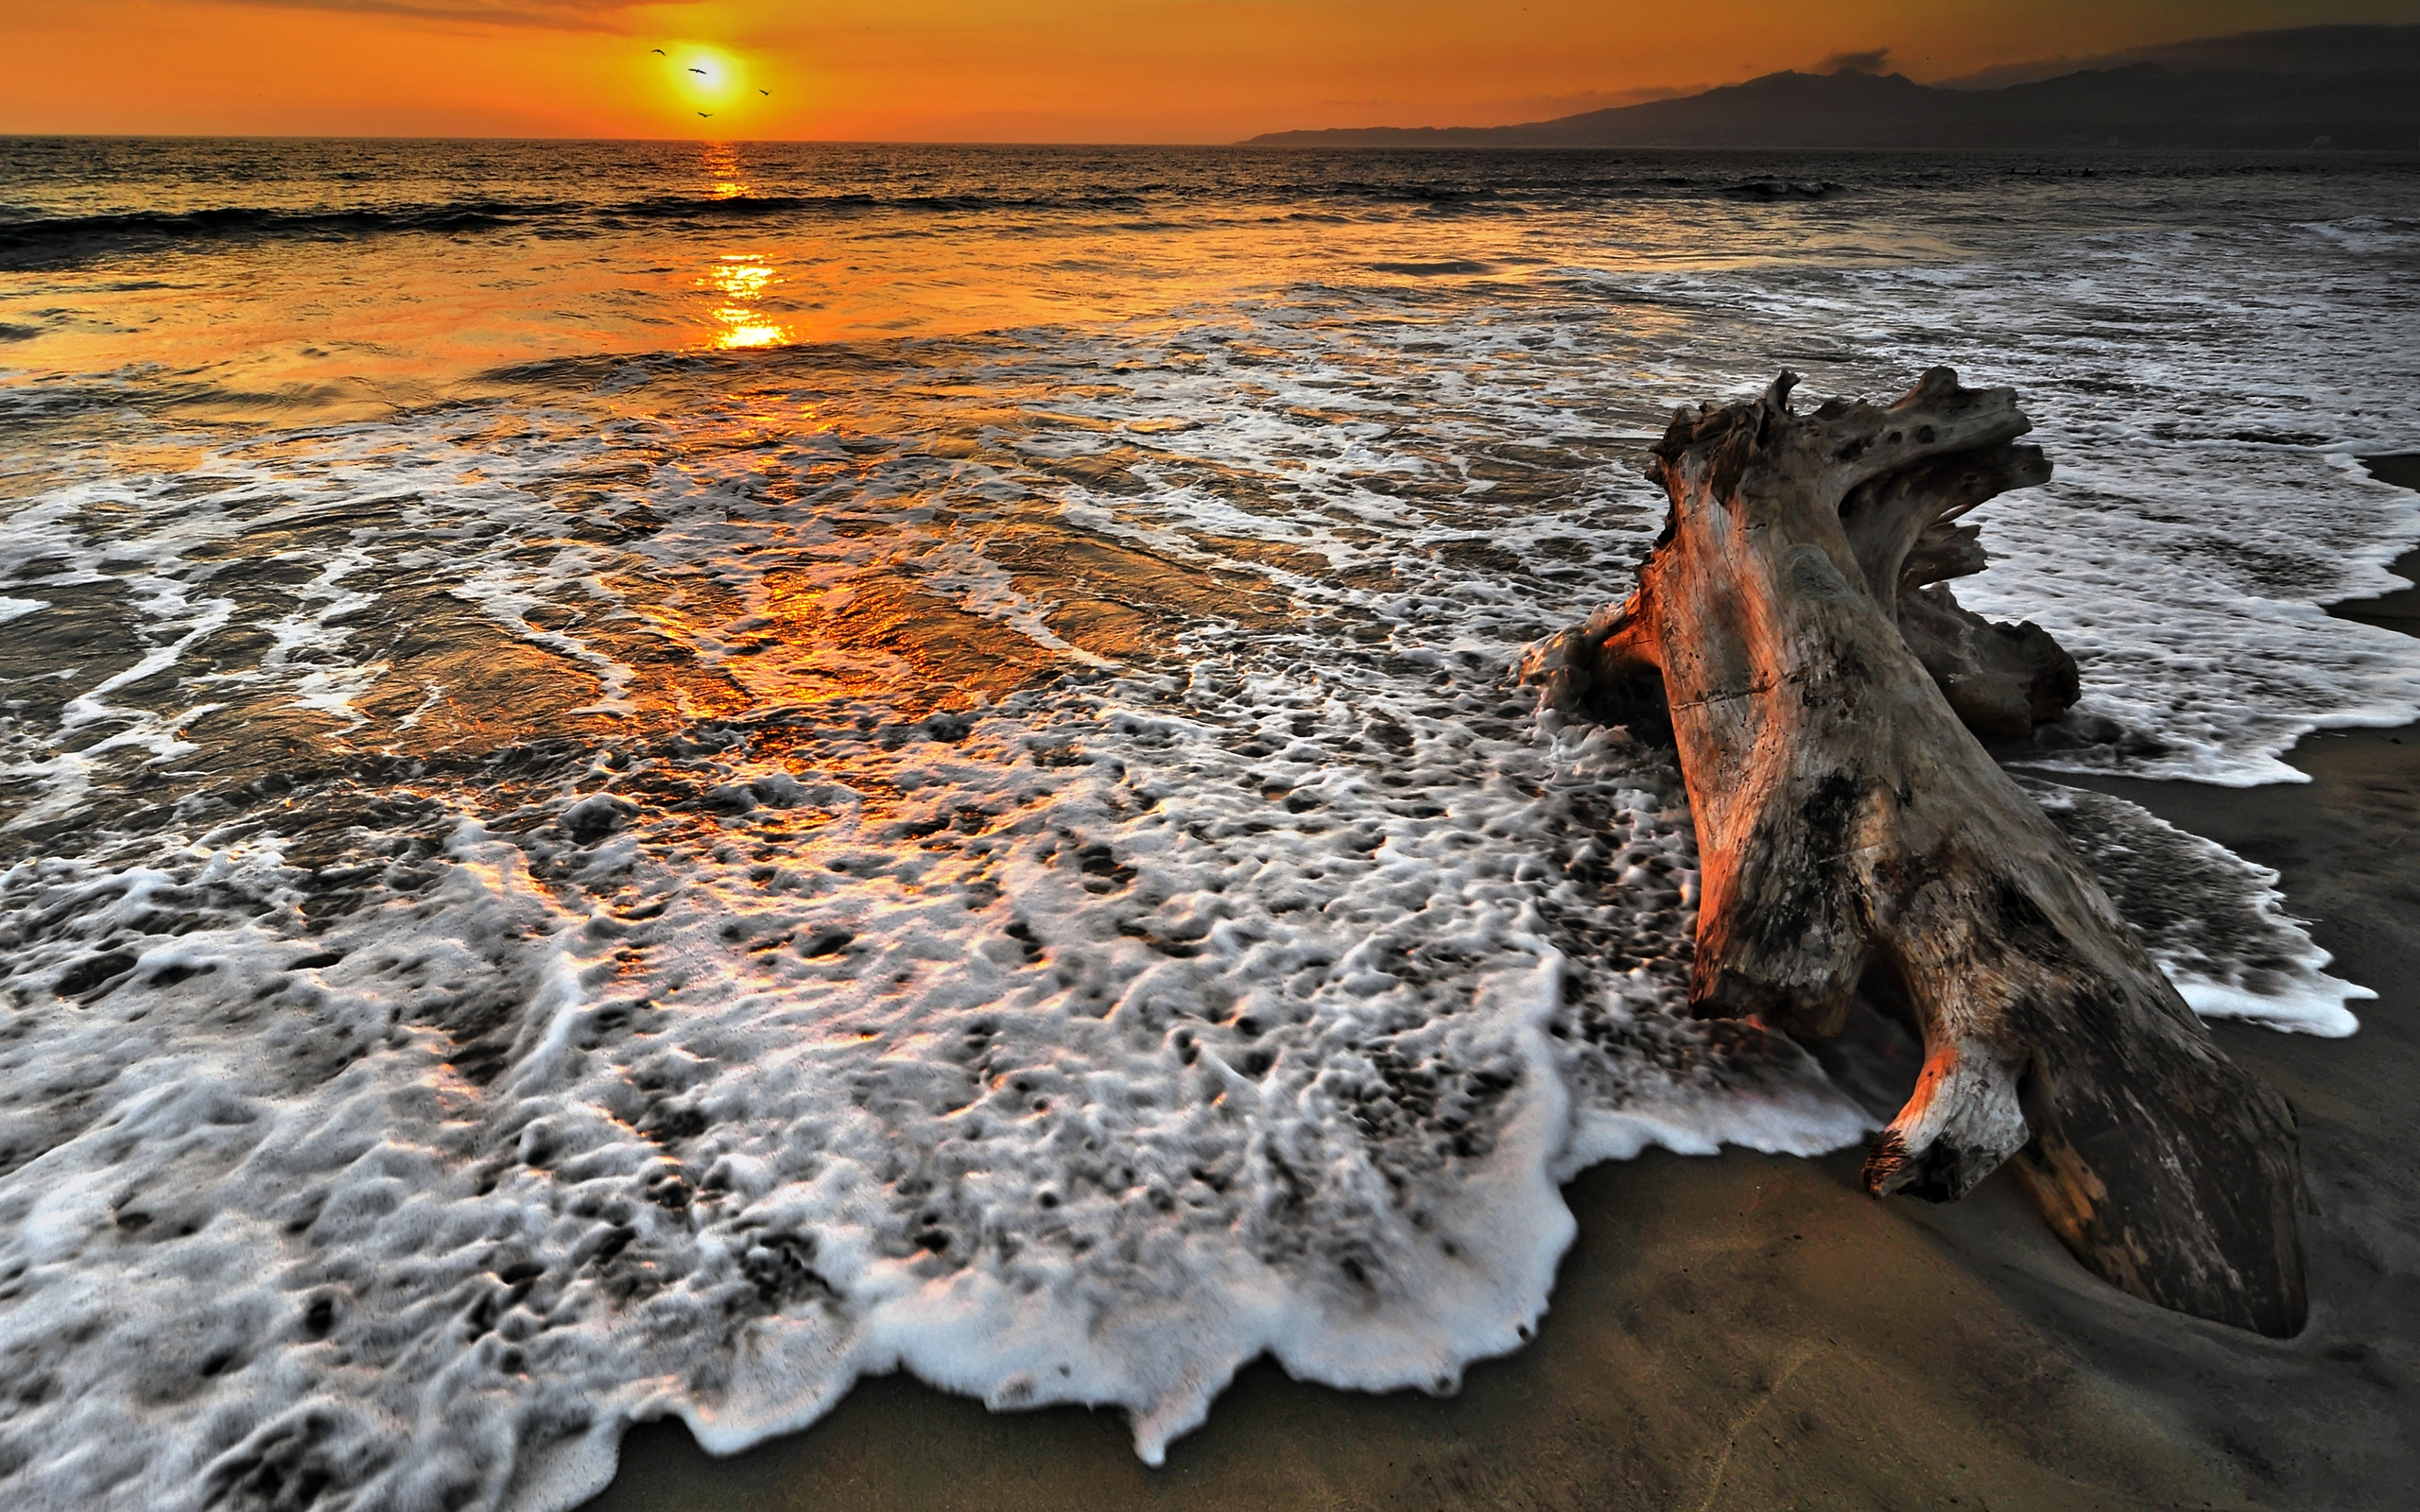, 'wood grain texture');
1520,369,2308,1335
